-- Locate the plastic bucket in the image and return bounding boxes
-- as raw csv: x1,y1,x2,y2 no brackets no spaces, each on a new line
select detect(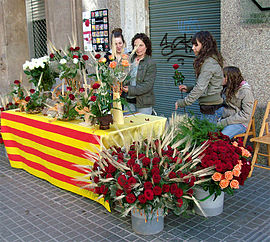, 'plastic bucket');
194,187,224,217
131,208,164,235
